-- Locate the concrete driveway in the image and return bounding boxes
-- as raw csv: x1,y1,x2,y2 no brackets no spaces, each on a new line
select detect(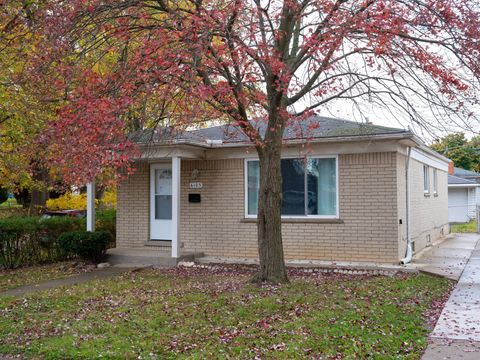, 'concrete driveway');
413,233,480,359
411,233,478,281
